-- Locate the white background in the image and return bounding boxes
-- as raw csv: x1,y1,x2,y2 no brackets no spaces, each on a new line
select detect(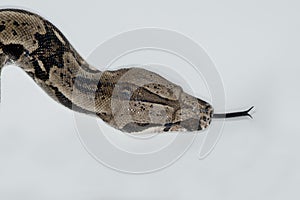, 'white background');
0,0,299,199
